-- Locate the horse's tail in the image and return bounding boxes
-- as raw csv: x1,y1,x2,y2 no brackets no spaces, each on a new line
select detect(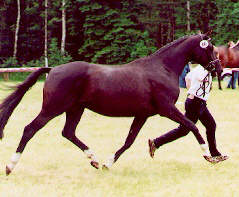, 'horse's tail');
0,67,51,139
